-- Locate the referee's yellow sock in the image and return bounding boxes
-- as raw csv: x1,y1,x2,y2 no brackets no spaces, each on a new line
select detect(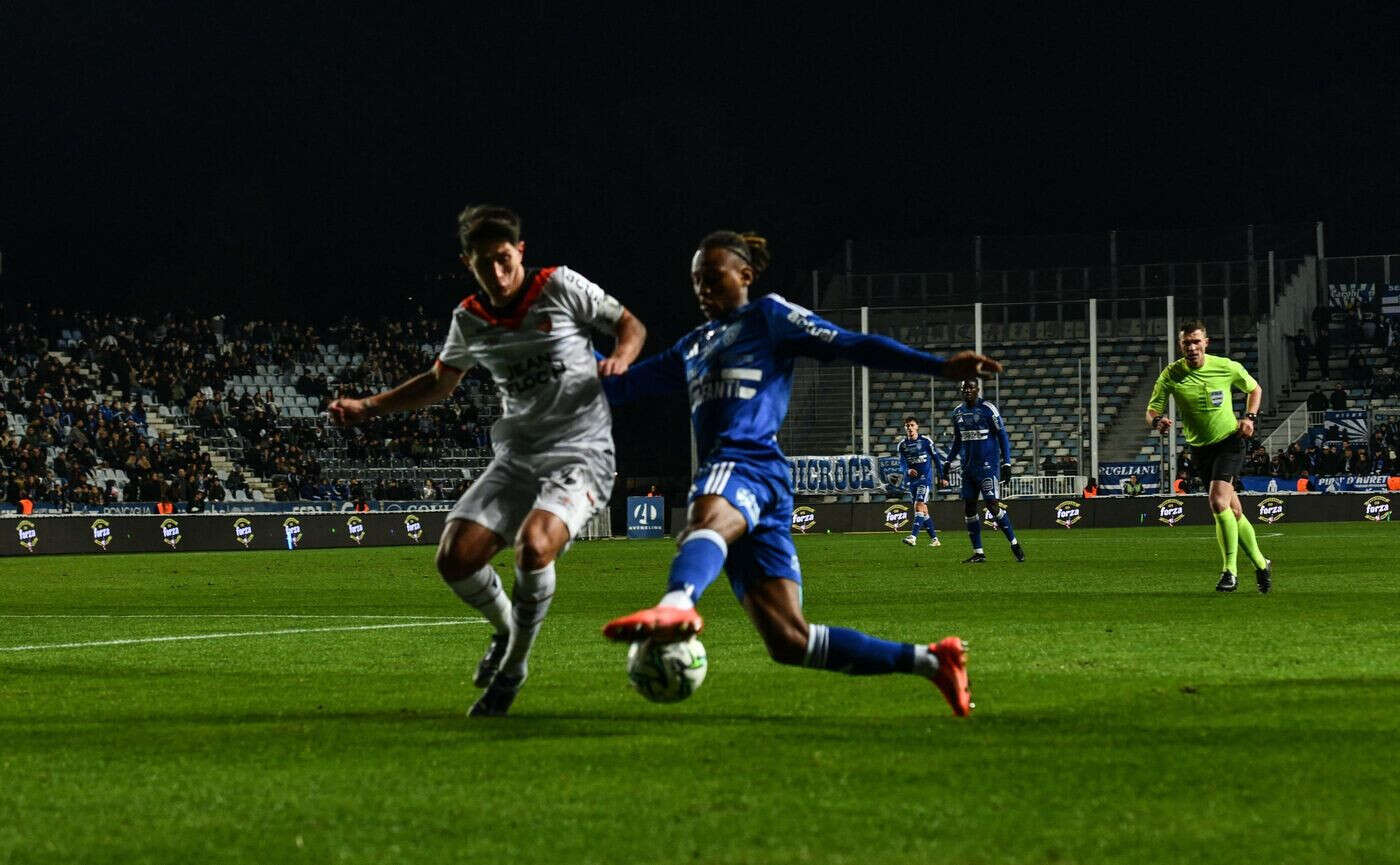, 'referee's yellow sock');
1212,510,1239,574
1234,512,1268,570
